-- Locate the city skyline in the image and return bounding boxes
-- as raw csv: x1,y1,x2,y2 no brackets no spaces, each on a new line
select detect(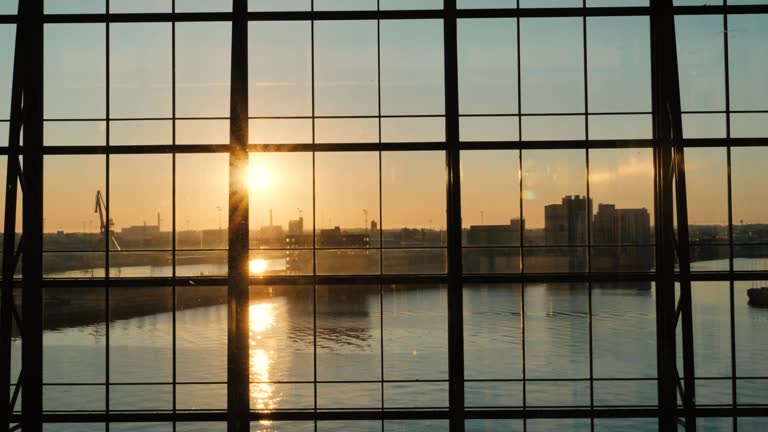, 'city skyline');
1,14,765,233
